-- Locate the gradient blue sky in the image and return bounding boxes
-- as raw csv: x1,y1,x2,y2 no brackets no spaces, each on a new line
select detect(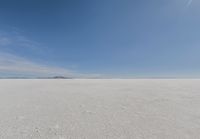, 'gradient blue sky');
0,0,199,78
